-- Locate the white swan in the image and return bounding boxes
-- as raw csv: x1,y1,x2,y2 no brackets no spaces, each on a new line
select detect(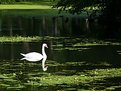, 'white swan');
20,43,48,71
